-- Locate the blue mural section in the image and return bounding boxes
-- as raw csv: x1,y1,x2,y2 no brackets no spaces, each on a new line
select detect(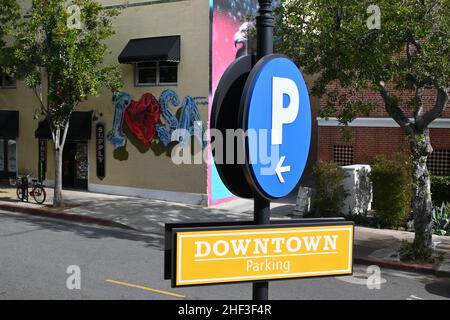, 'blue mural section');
107,92,131,149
